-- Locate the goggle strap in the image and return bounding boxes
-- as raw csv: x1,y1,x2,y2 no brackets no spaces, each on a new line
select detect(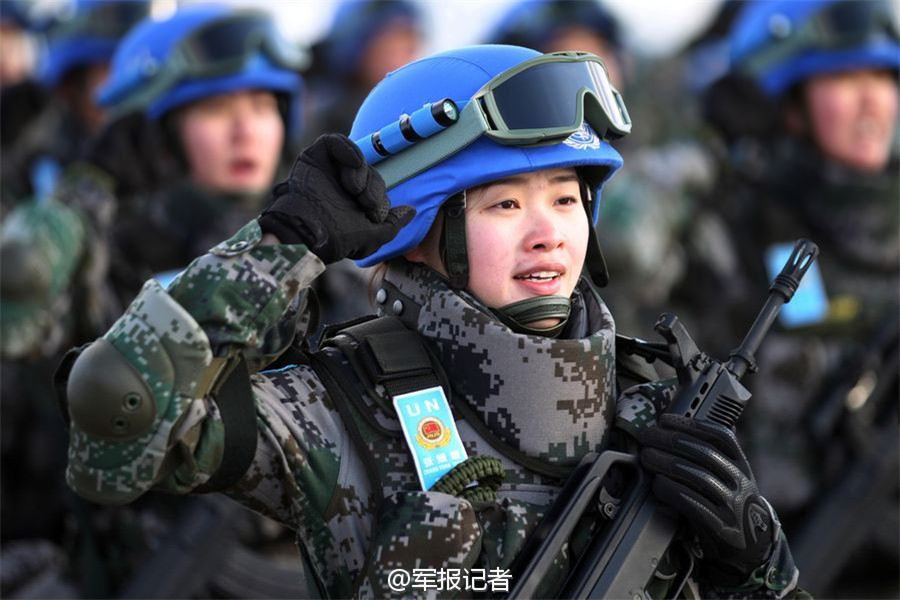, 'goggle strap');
378,102,488,190
442,192,469,289
741,32,810,76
